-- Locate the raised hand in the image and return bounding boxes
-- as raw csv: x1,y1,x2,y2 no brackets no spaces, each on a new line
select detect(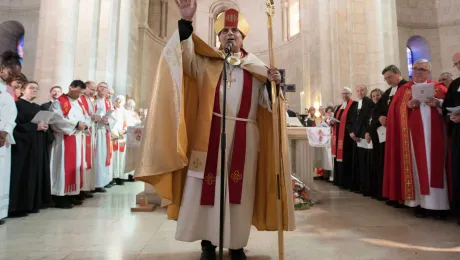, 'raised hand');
175,0,197,21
